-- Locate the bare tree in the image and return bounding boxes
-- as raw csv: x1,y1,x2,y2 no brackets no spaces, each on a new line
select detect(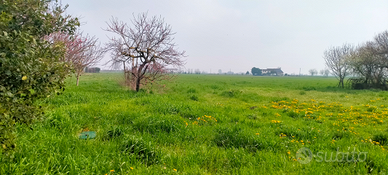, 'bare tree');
308,69,318,76
49,32,104,86
375,30,388,55
348,41,388,89
374,30,388,69
105,13,185,91
319,69,330,77
323,44,353,88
